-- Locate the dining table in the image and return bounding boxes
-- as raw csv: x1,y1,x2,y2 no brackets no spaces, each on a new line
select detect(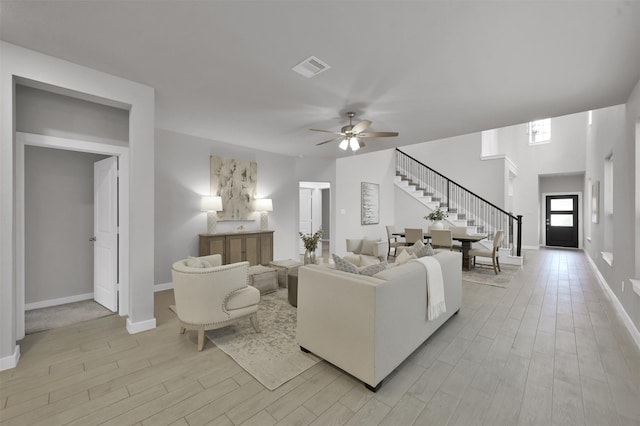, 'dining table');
392,231,487,271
